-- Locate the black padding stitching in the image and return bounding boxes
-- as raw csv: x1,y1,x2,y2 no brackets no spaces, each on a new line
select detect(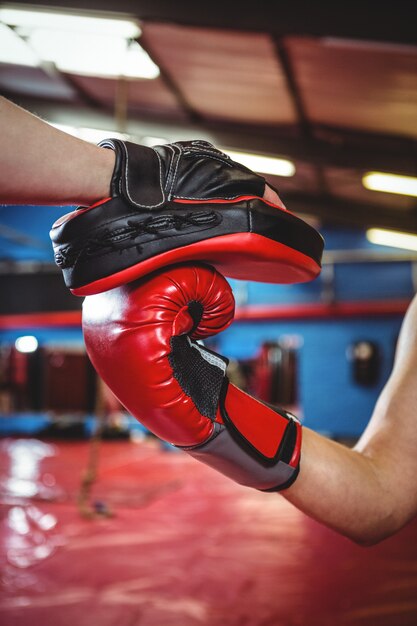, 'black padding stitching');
54,211,220,269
